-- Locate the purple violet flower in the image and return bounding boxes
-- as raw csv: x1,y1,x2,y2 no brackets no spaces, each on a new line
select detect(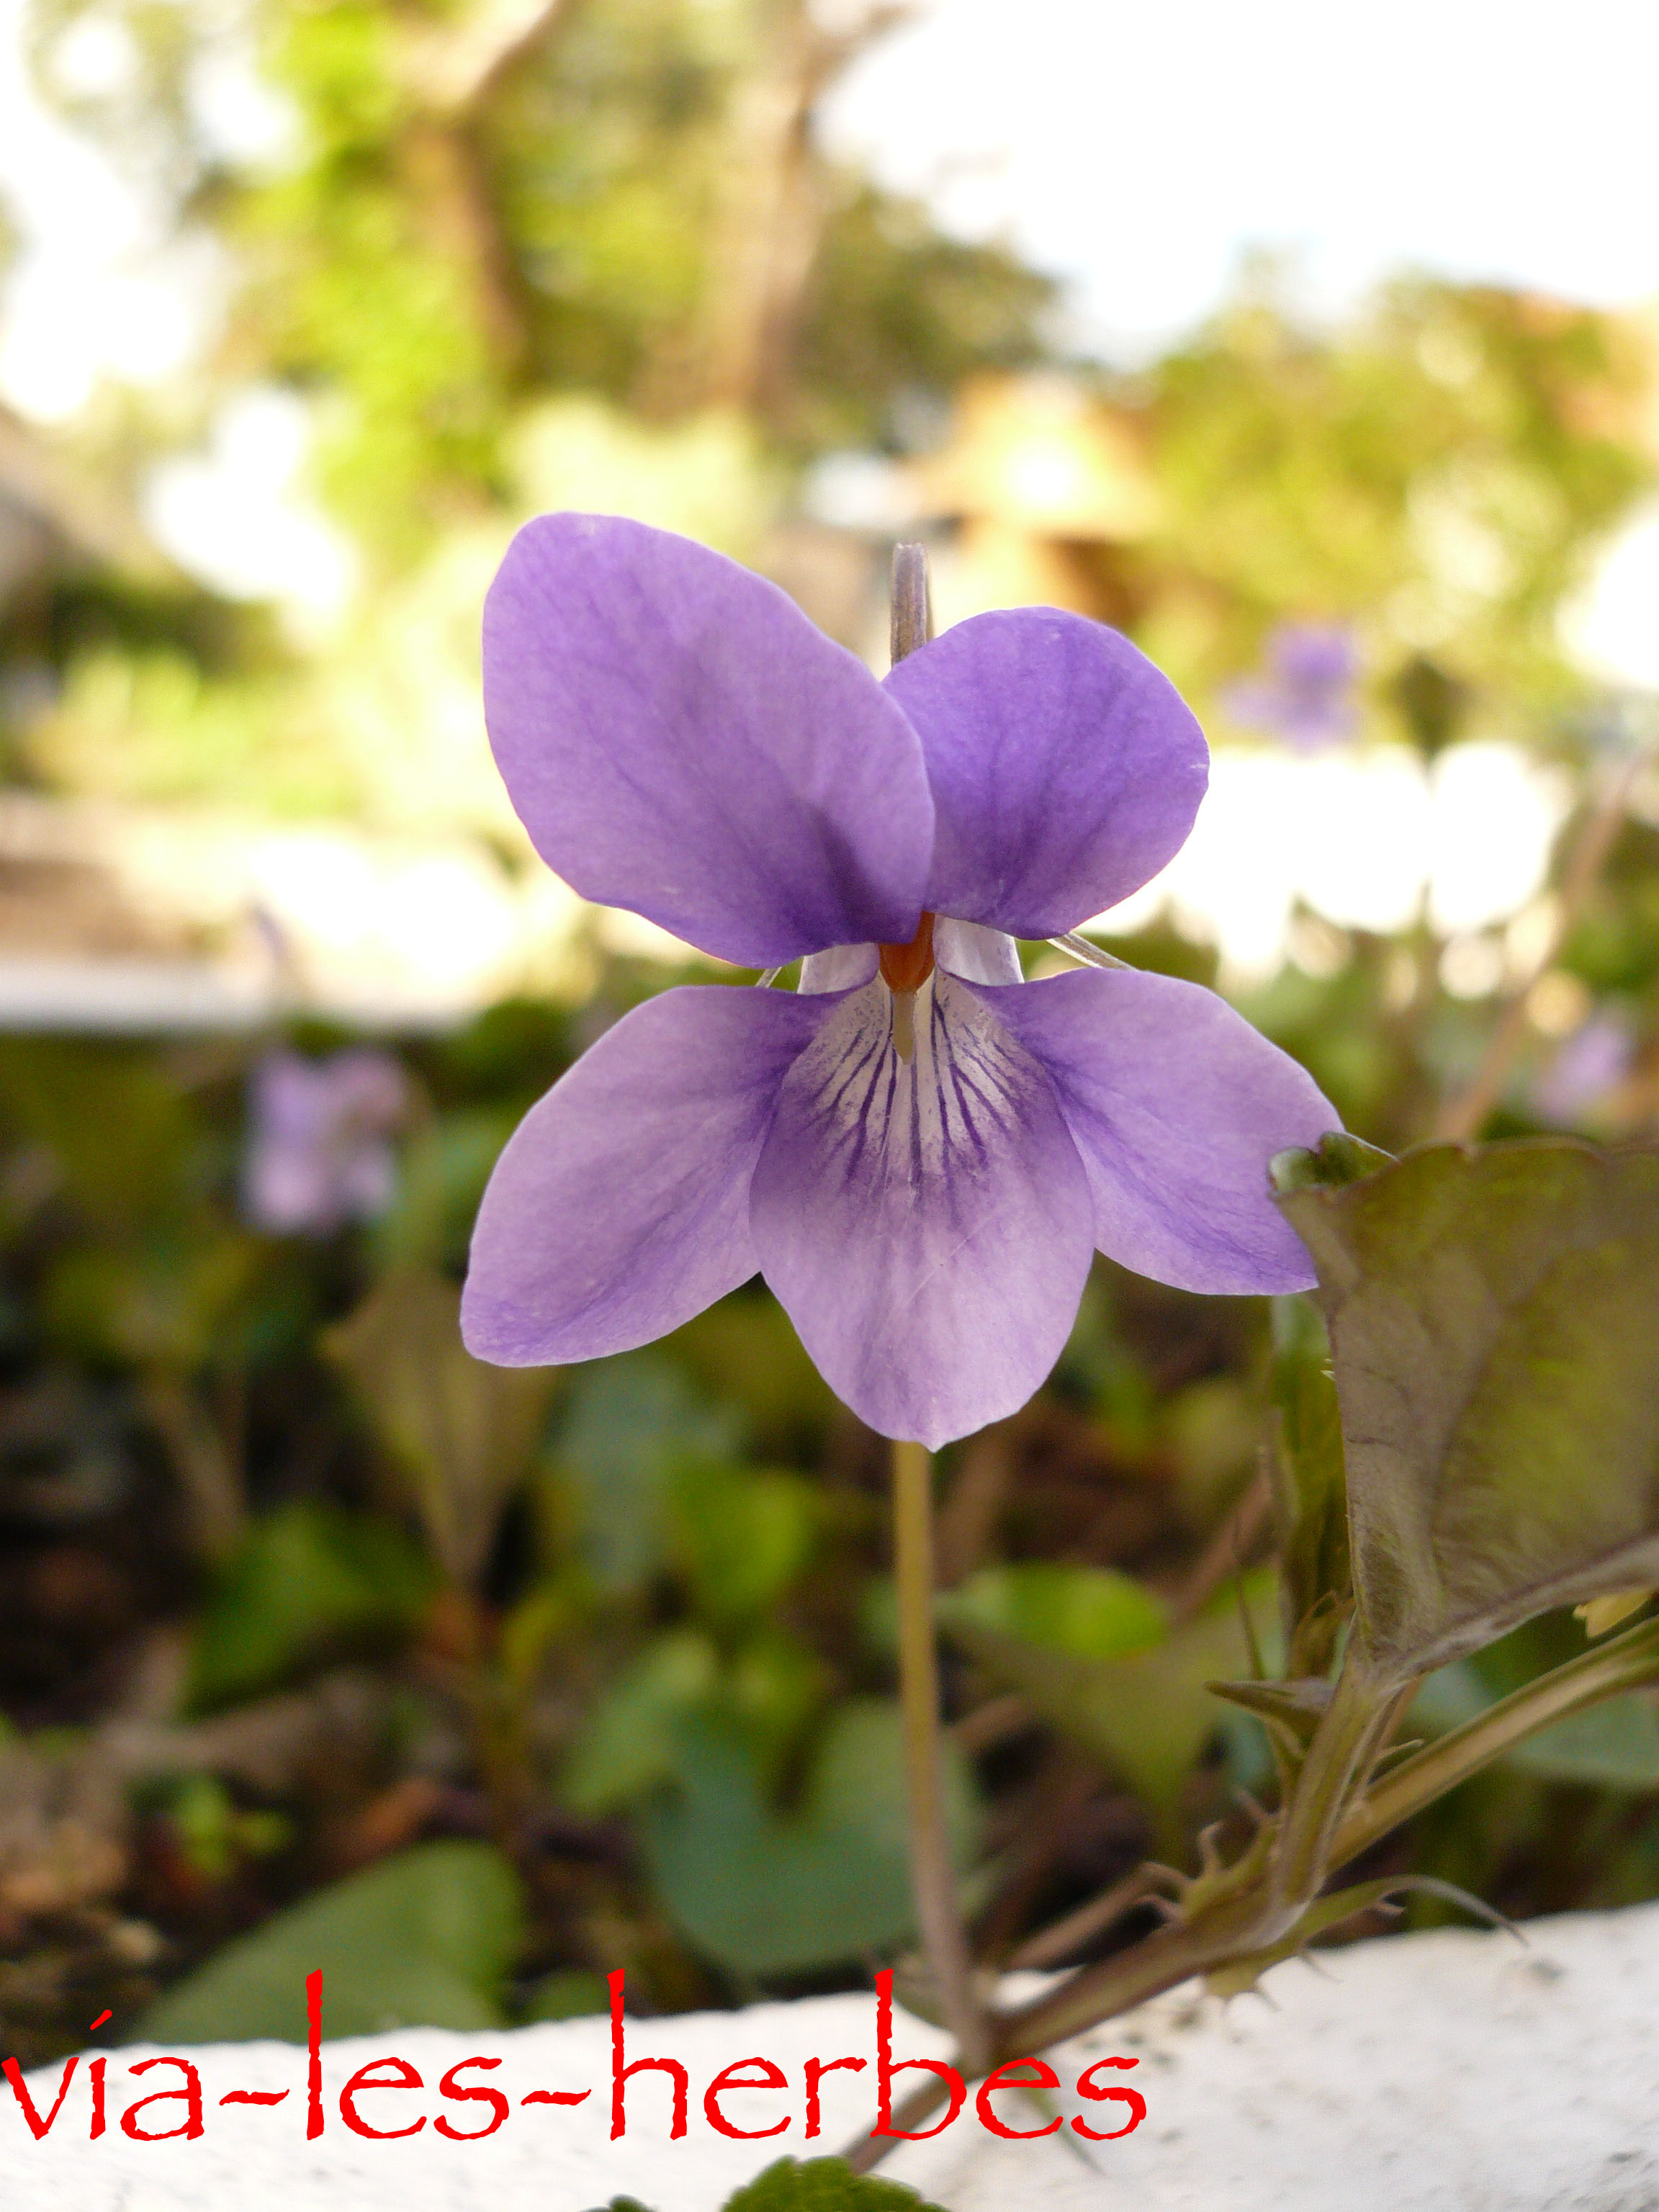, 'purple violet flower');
1530,1011,1634,1128
461,516,1339,1447
243,1047,407,1235
1223,622,1360,754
